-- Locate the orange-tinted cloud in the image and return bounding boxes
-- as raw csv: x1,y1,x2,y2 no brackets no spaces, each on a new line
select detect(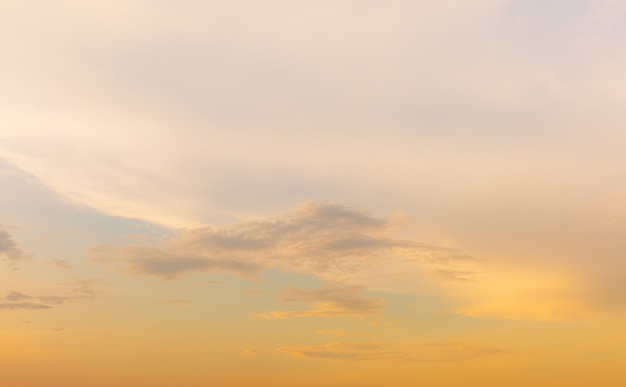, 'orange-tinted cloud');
257,284,386,320
278,341,512,362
